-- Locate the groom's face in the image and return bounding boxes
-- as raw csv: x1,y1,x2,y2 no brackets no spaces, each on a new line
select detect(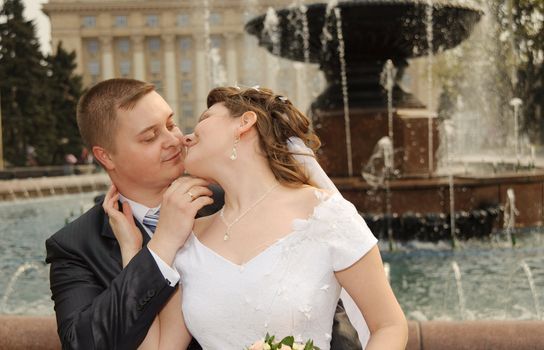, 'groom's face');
109,91,185,190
